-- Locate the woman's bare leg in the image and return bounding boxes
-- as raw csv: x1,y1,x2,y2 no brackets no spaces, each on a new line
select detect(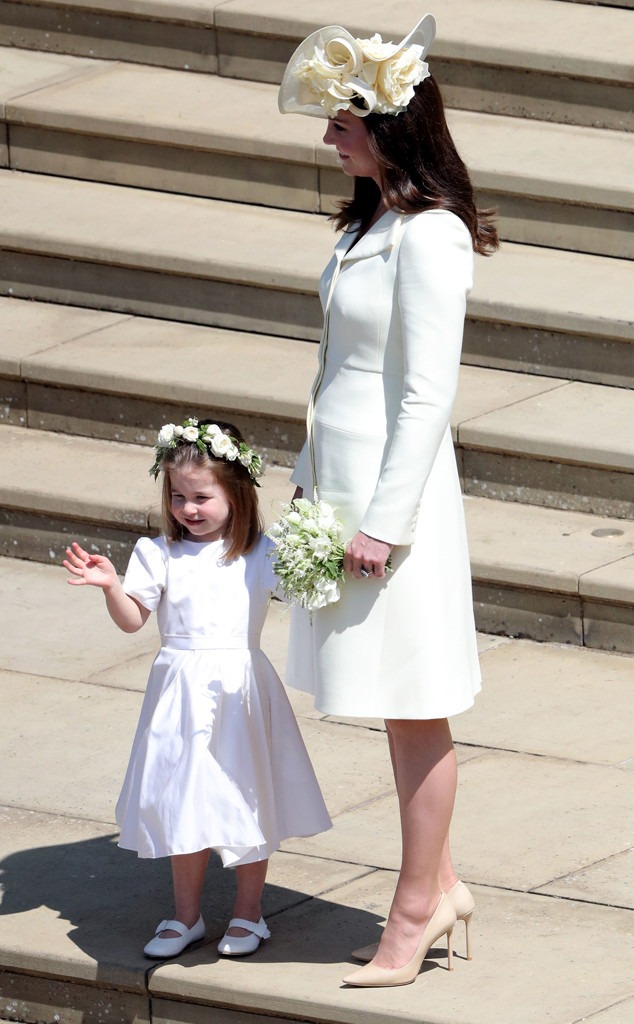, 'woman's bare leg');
372,717,457,969
386,727,459,894
225,858,269,937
